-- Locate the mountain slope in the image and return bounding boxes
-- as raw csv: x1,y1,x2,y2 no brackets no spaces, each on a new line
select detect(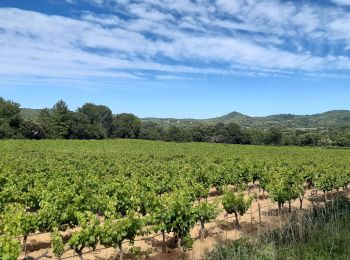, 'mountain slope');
21,108,350,129
20,108,42,120
143,110,350,129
